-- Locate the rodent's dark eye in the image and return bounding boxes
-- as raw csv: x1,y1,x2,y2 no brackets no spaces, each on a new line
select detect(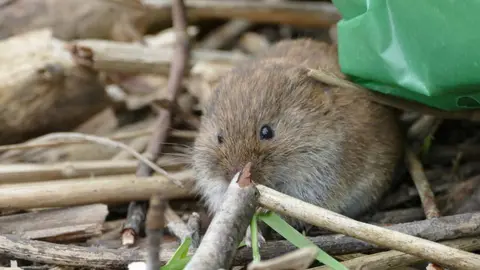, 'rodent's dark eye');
217,134,224,144
259,125,274,140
